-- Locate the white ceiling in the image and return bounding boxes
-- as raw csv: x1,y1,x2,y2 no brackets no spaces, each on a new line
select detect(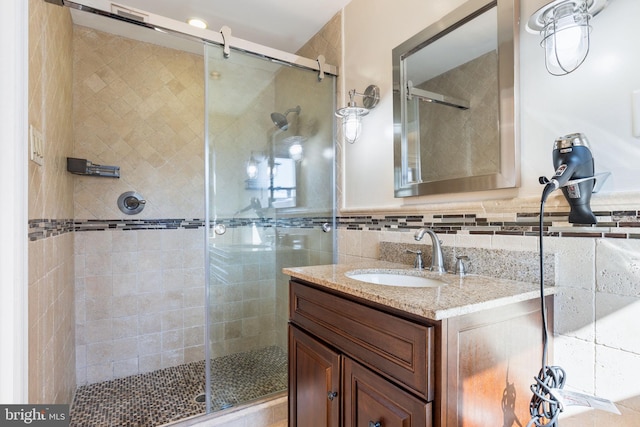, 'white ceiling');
99,0,352,53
